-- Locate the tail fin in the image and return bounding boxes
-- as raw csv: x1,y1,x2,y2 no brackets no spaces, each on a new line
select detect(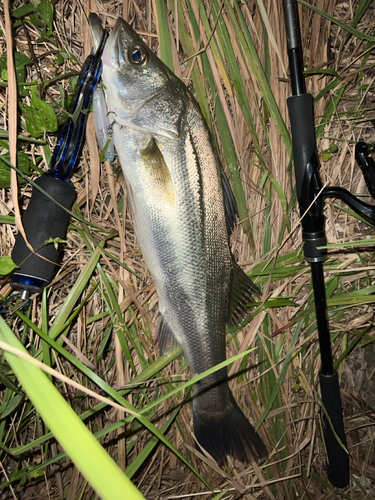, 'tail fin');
193,395,267,465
